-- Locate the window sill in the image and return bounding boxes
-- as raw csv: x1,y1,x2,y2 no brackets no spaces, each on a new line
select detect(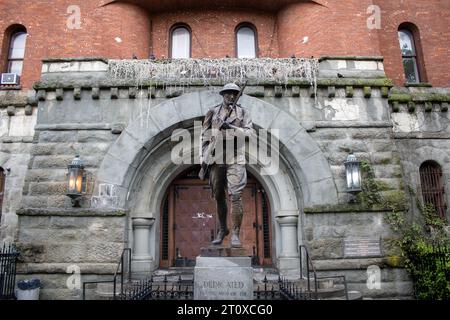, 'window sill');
404,82,432,88
0,85,22,90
